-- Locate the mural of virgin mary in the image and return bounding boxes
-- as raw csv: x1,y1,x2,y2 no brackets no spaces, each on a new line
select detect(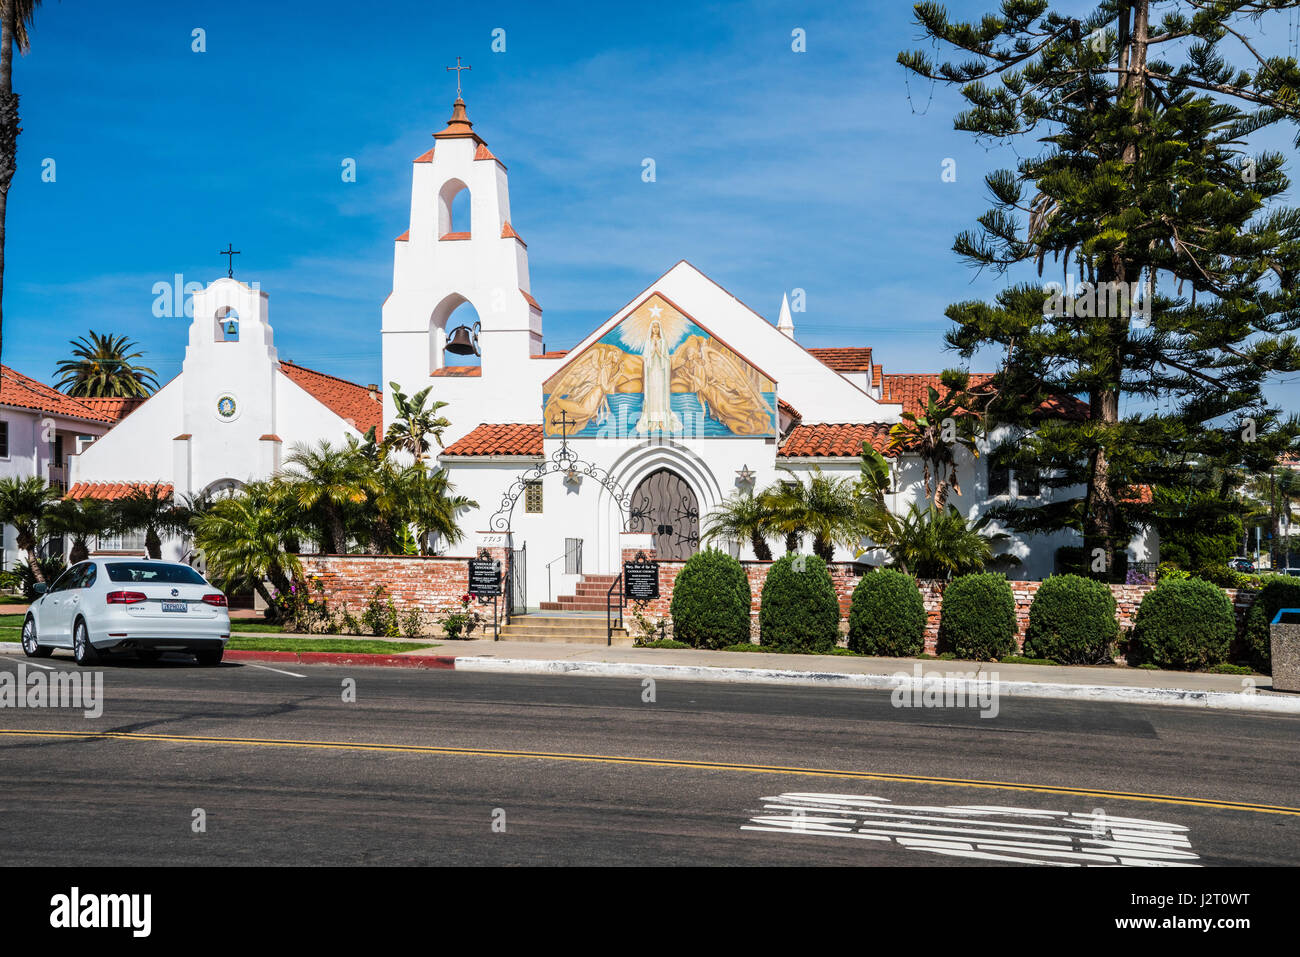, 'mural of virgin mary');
636,320,682,433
